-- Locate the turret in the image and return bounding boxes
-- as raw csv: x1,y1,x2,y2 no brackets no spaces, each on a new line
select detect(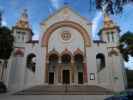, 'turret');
99,14,120,44
12,9,33,43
